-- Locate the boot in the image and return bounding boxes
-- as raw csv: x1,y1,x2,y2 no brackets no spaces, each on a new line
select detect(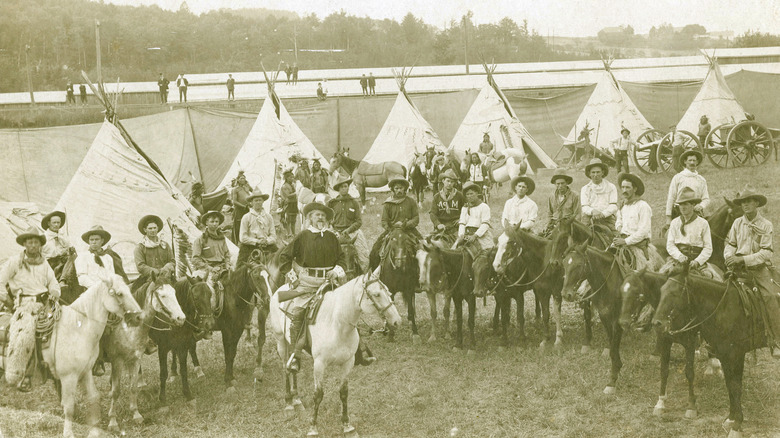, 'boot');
286,308,307,372
354,338,376,366
92,359,105,377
